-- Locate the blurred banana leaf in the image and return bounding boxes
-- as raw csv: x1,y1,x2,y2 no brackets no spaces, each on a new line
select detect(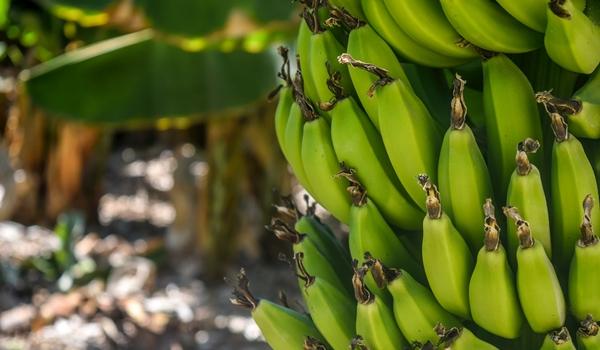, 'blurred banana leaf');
40,0,297,34
21,29,279,125
0,0,9,28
